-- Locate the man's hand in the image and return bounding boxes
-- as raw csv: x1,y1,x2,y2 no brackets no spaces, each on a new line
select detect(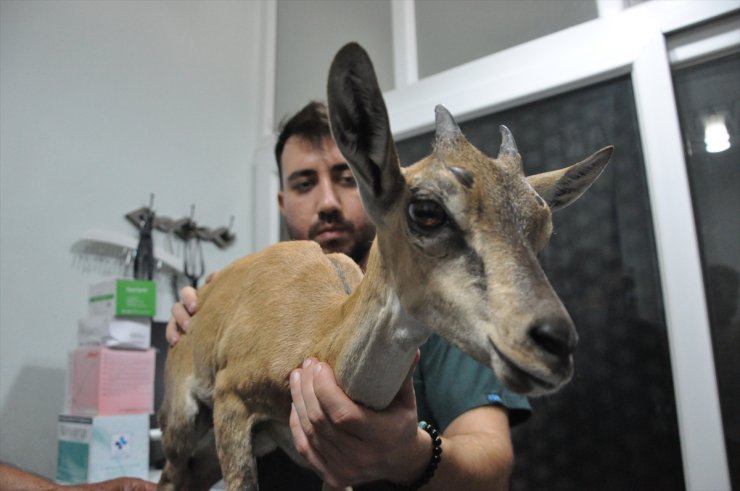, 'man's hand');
165,271,217,346
165,286,198,346
71,477,156,491
288,353,430,488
